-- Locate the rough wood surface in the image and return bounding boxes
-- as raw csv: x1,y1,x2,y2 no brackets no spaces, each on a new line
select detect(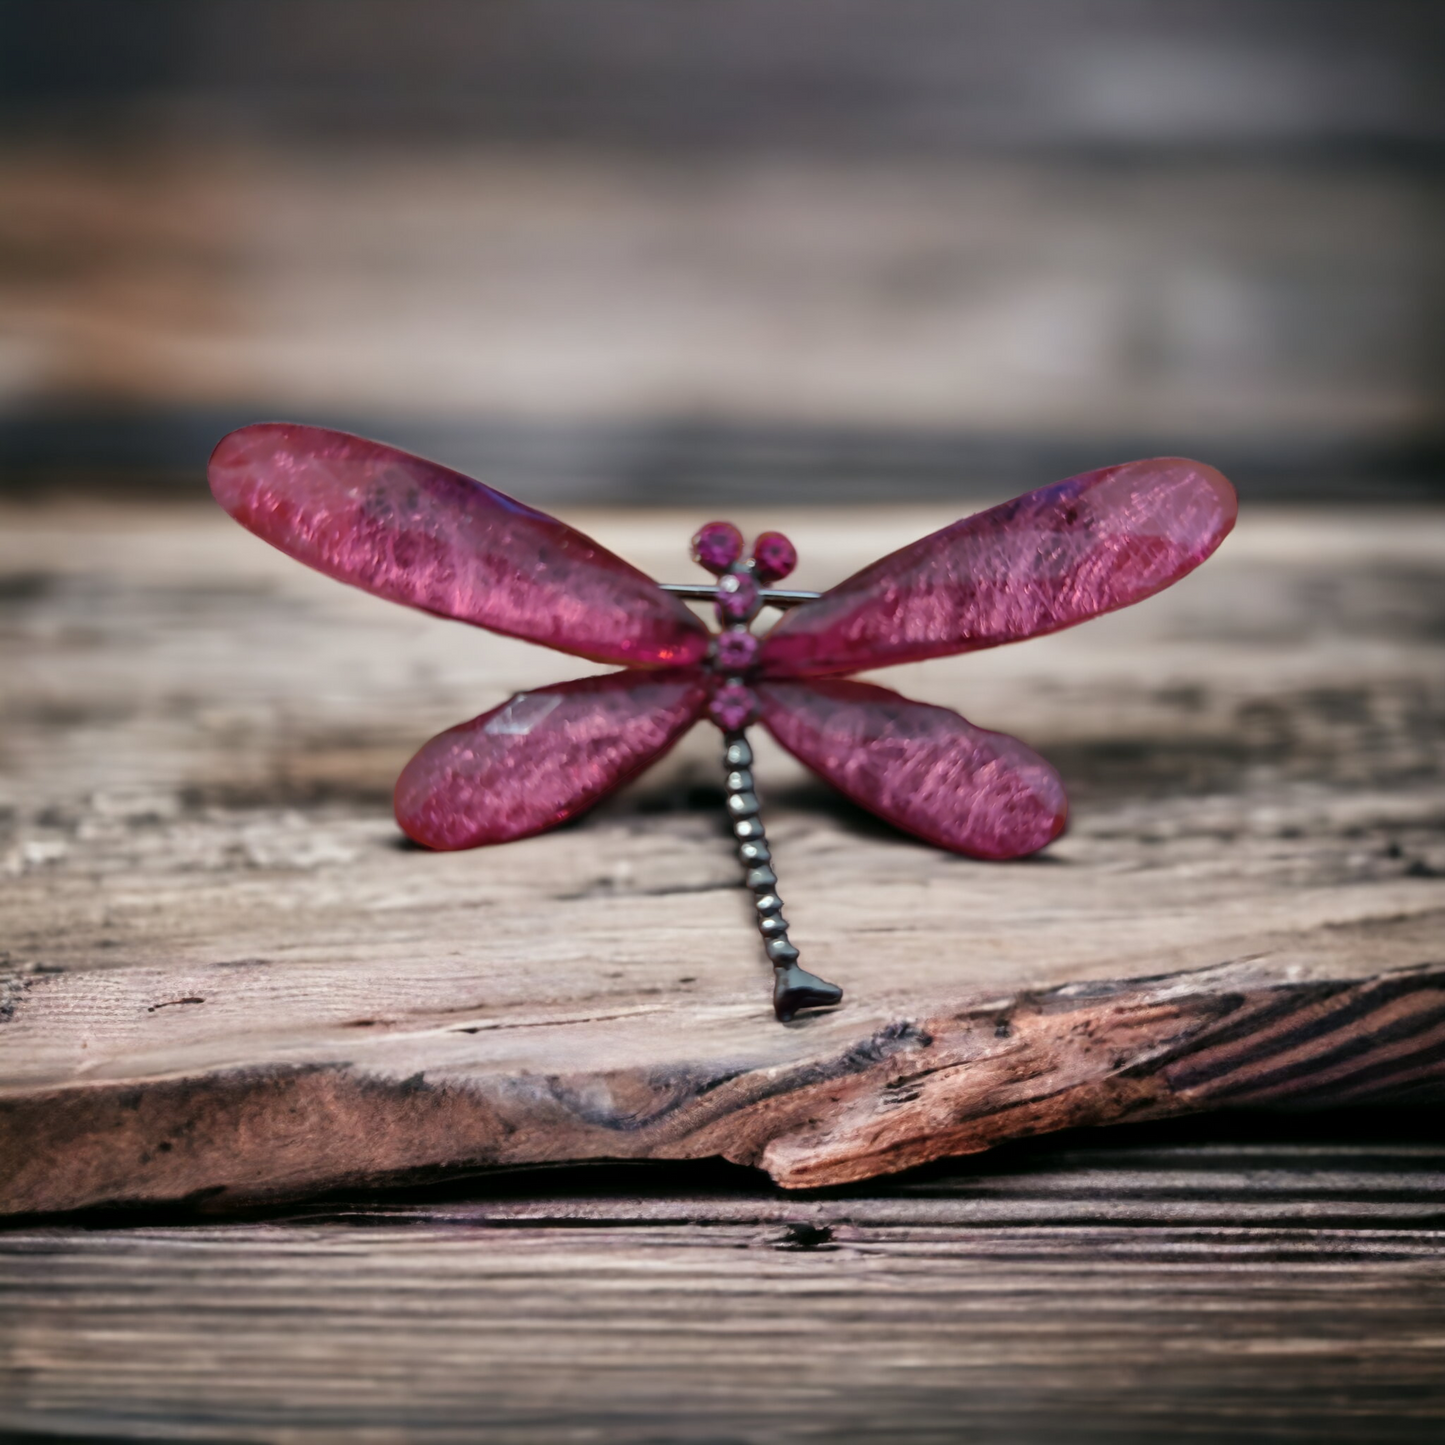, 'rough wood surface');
5,1122,1445,1443
2,501,1443,1214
